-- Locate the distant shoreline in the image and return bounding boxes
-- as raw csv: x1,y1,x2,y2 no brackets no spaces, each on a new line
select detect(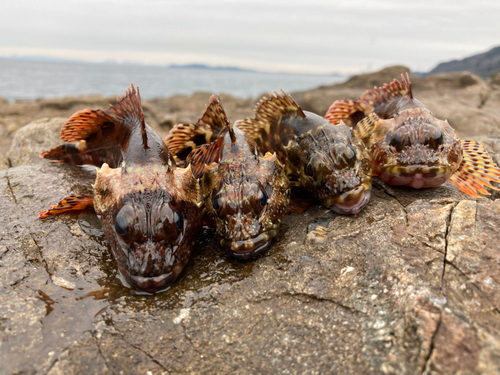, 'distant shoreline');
0,56,344,78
